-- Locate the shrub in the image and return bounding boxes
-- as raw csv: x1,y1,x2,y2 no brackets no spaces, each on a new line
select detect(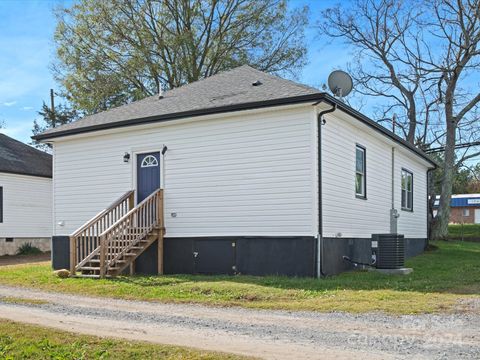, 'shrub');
16,243,43,256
